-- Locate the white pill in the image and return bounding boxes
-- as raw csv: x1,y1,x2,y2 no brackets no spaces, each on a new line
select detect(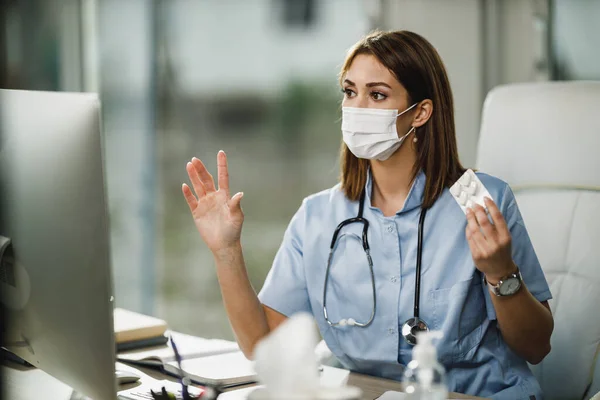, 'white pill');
466,200,474,209
458,173,471,186
450,184,461,197
347,318,356,326
458,191,468,205
467,181,477,195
